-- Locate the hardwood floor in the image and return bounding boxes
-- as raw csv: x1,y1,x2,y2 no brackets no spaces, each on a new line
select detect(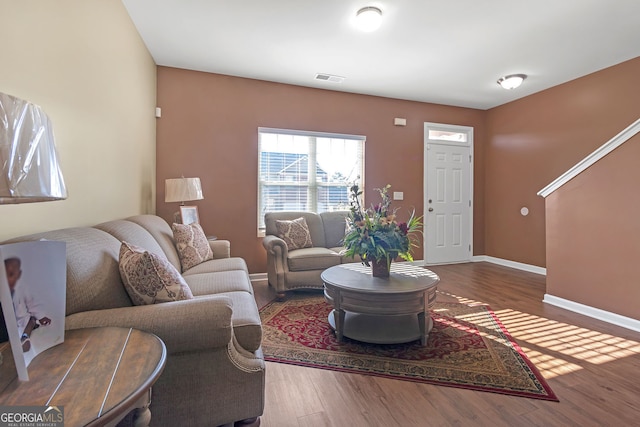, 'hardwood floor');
252,262,640,426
